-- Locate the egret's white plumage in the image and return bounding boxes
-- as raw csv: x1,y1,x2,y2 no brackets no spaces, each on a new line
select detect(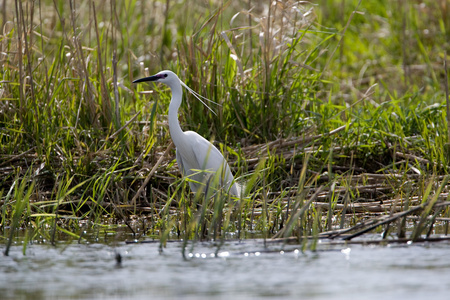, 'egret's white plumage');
133,70,240,197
